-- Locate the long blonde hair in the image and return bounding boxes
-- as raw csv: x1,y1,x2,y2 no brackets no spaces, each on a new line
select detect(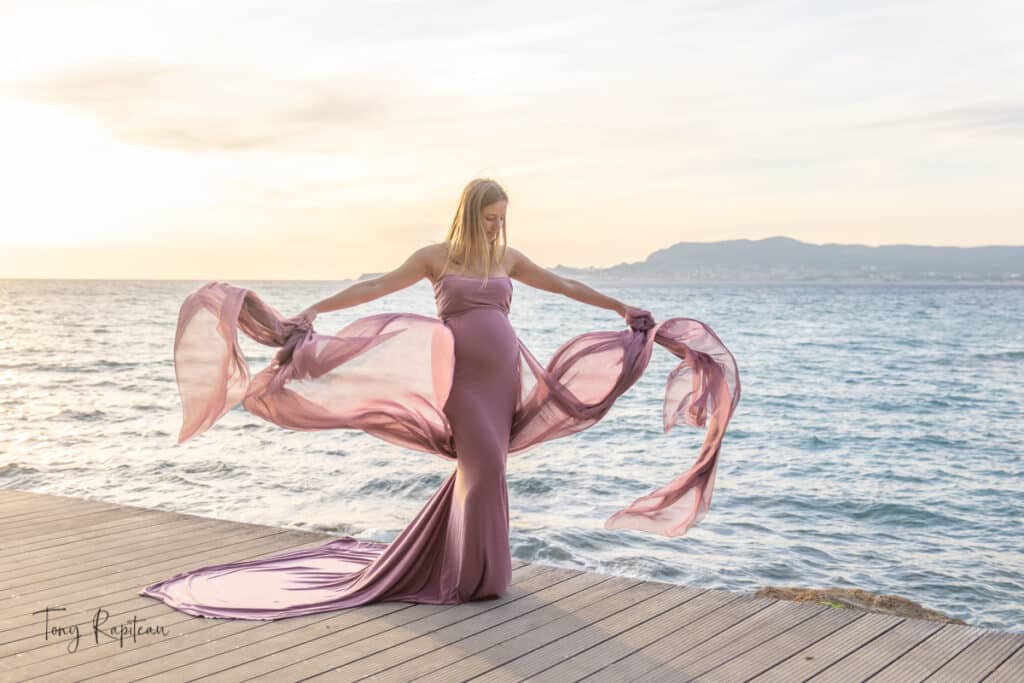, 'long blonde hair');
439,178,509,286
